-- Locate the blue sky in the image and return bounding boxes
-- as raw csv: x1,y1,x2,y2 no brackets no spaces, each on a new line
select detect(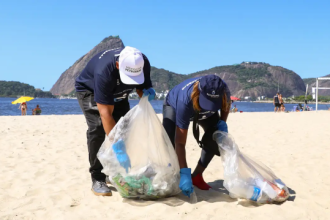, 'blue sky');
0,0,329,90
